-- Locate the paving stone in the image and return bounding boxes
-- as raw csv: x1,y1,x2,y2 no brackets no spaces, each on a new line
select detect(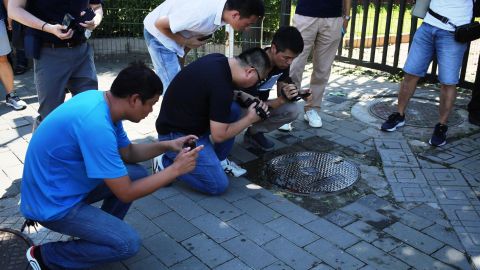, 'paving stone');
230,144,258,163
362,174,389,190
174,183,210,202
197,197,244,221
432,245,472,270
344,221,381,242
422,224,465,252
356,194,391,211
409,203,450,227
170,257,209,270
263,237,322,270
310,263,335,270
265,216,319,247
340,202,394,230
305,238,364,270
127,257,167,270
372,236,403,252
151,212,200,242
220,181,251,203
335,127,371,143
383,222,444,254
93,262,129,270
133,195,170,219
151,186,179,200
390,244,456,270
233,197,281,224
142,232,191,267
375,139,419,168
383,167,427,184
214,258,253,270
389,182,437,203
432,186,478,206
346,241,409,270
123,246,152,266
227,214,279,246
267,199,318,225
181,233,233,268
250,188,285,205
455,228,480,253
304,218,360,249
124,209,162,240
324,210,357,227
0,151,22,169
163,194,207,220
462,172,480,187
420,139,479,165
190,213,239,243
262,261,295,270
422,168,469,186
222,236,277,269
378,204,434,230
